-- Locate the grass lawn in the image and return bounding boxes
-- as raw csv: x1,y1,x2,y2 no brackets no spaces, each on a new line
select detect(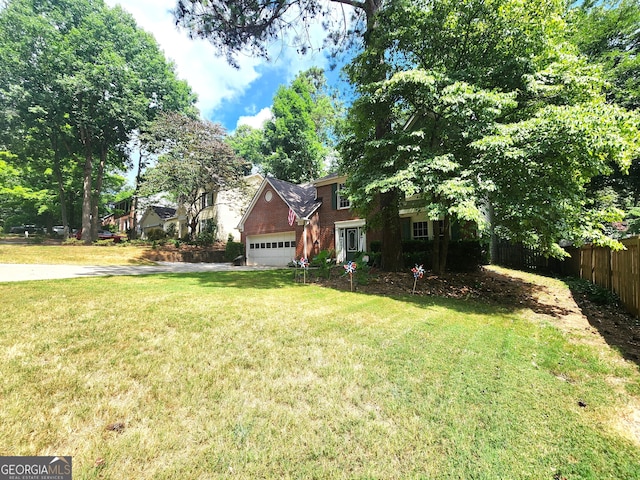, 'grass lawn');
1,269,640,479
0,244,156,265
